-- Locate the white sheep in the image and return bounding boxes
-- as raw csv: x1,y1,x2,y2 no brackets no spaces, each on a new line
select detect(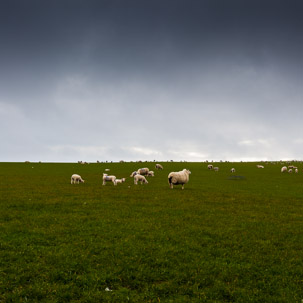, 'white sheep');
231,168,235,173
295,168,298,173
102,173,116,185
281,166,287,173
288,169,293,173
207,164,213,170
147,171,154,177
115,178,126,185
155,164,163,170
71,174,85,184
168,169,191,189
130,171,138,177
257,165,264,168
137,168,150,175
213,167,219,172
134,174,148,185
